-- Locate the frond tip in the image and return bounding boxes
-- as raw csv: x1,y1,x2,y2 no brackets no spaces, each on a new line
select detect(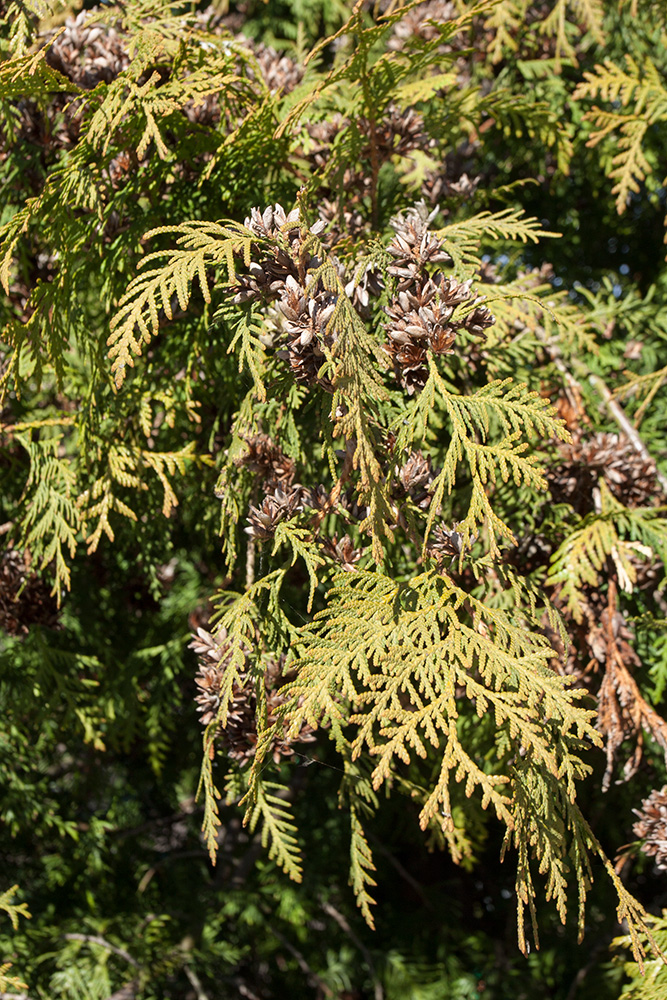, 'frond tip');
246,780,303,882
108,222,255,387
